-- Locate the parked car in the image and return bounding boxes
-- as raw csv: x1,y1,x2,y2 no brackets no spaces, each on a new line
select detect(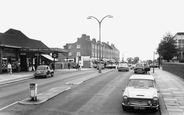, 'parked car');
34,65,54,78
122,74,160,112
106,63,117,69
150,63,159,68
134,63,150,74
117,63,129,71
